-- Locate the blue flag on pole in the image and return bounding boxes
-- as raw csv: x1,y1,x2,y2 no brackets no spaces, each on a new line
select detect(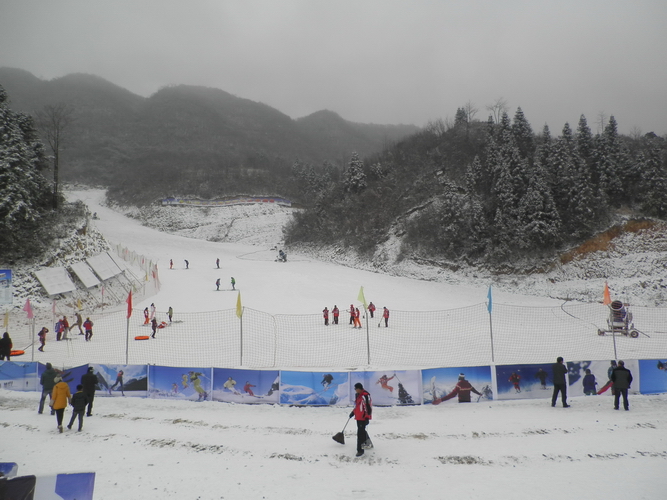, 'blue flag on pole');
487,286,492,314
